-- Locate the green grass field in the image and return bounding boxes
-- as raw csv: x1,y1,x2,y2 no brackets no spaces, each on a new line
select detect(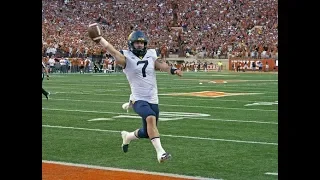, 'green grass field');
42,71,278,180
